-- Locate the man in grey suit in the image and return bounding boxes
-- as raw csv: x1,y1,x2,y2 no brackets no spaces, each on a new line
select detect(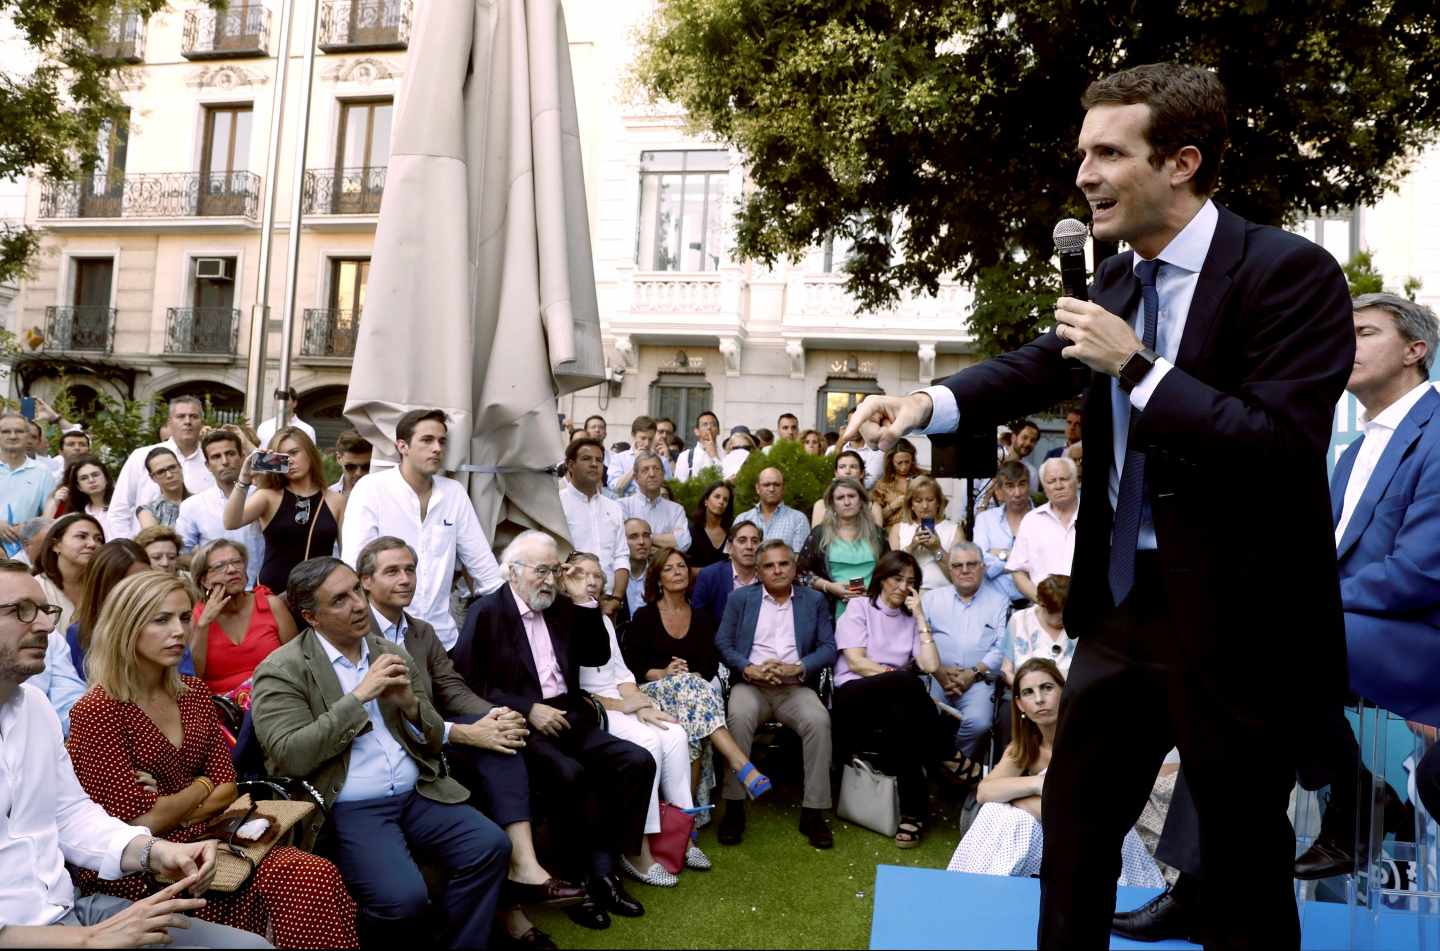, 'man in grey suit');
714,539,838,848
